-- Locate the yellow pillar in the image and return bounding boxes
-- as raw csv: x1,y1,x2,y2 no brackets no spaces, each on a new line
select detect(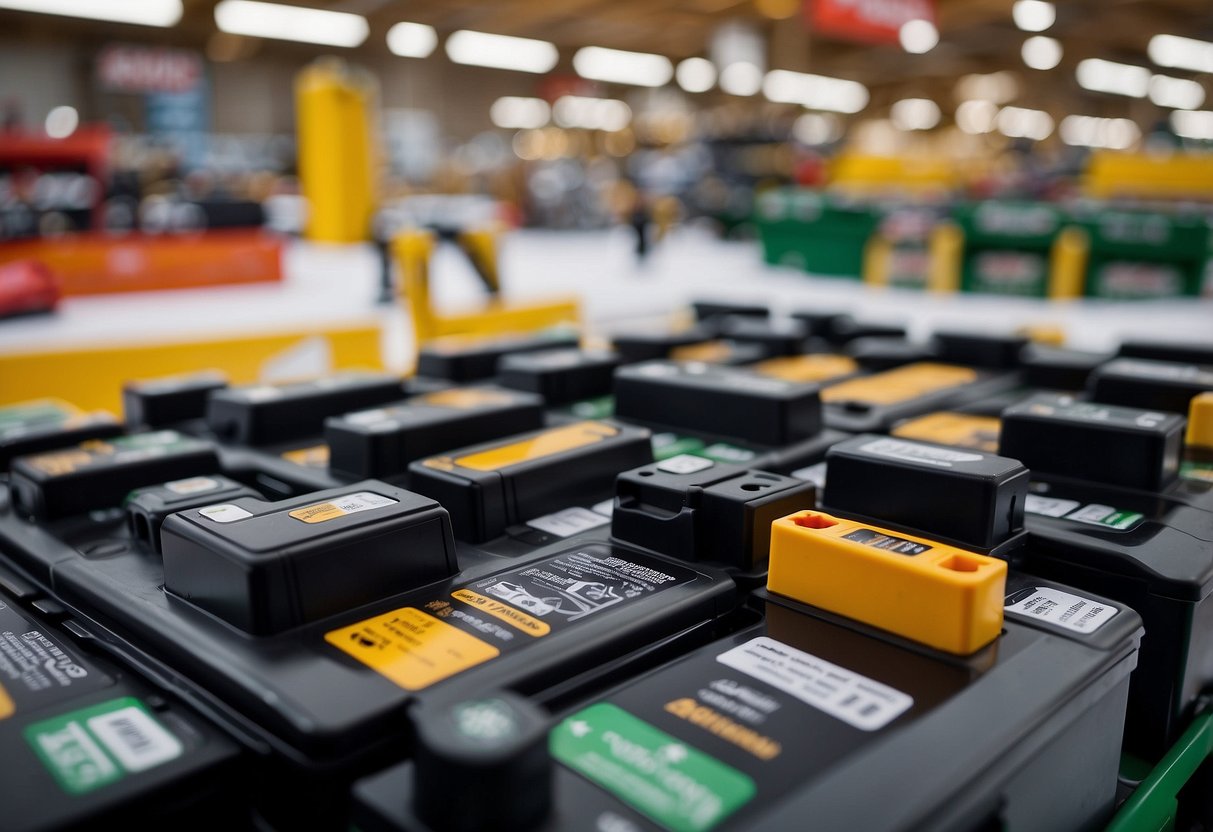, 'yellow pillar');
394,229,437,343
927,222,963,294
1049,227,1089,300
